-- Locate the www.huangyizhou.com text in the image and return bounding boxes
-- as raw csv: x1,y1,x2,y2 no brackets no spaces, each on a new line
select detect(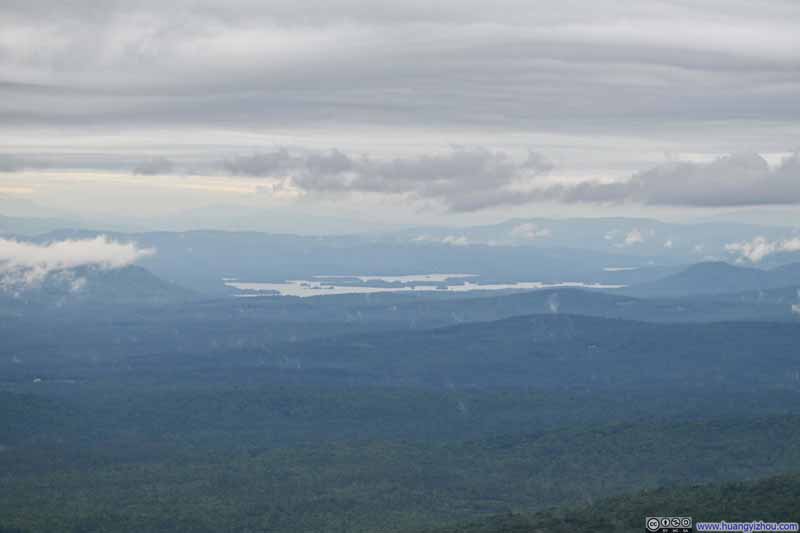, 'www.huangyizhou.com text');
695,521,799,532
